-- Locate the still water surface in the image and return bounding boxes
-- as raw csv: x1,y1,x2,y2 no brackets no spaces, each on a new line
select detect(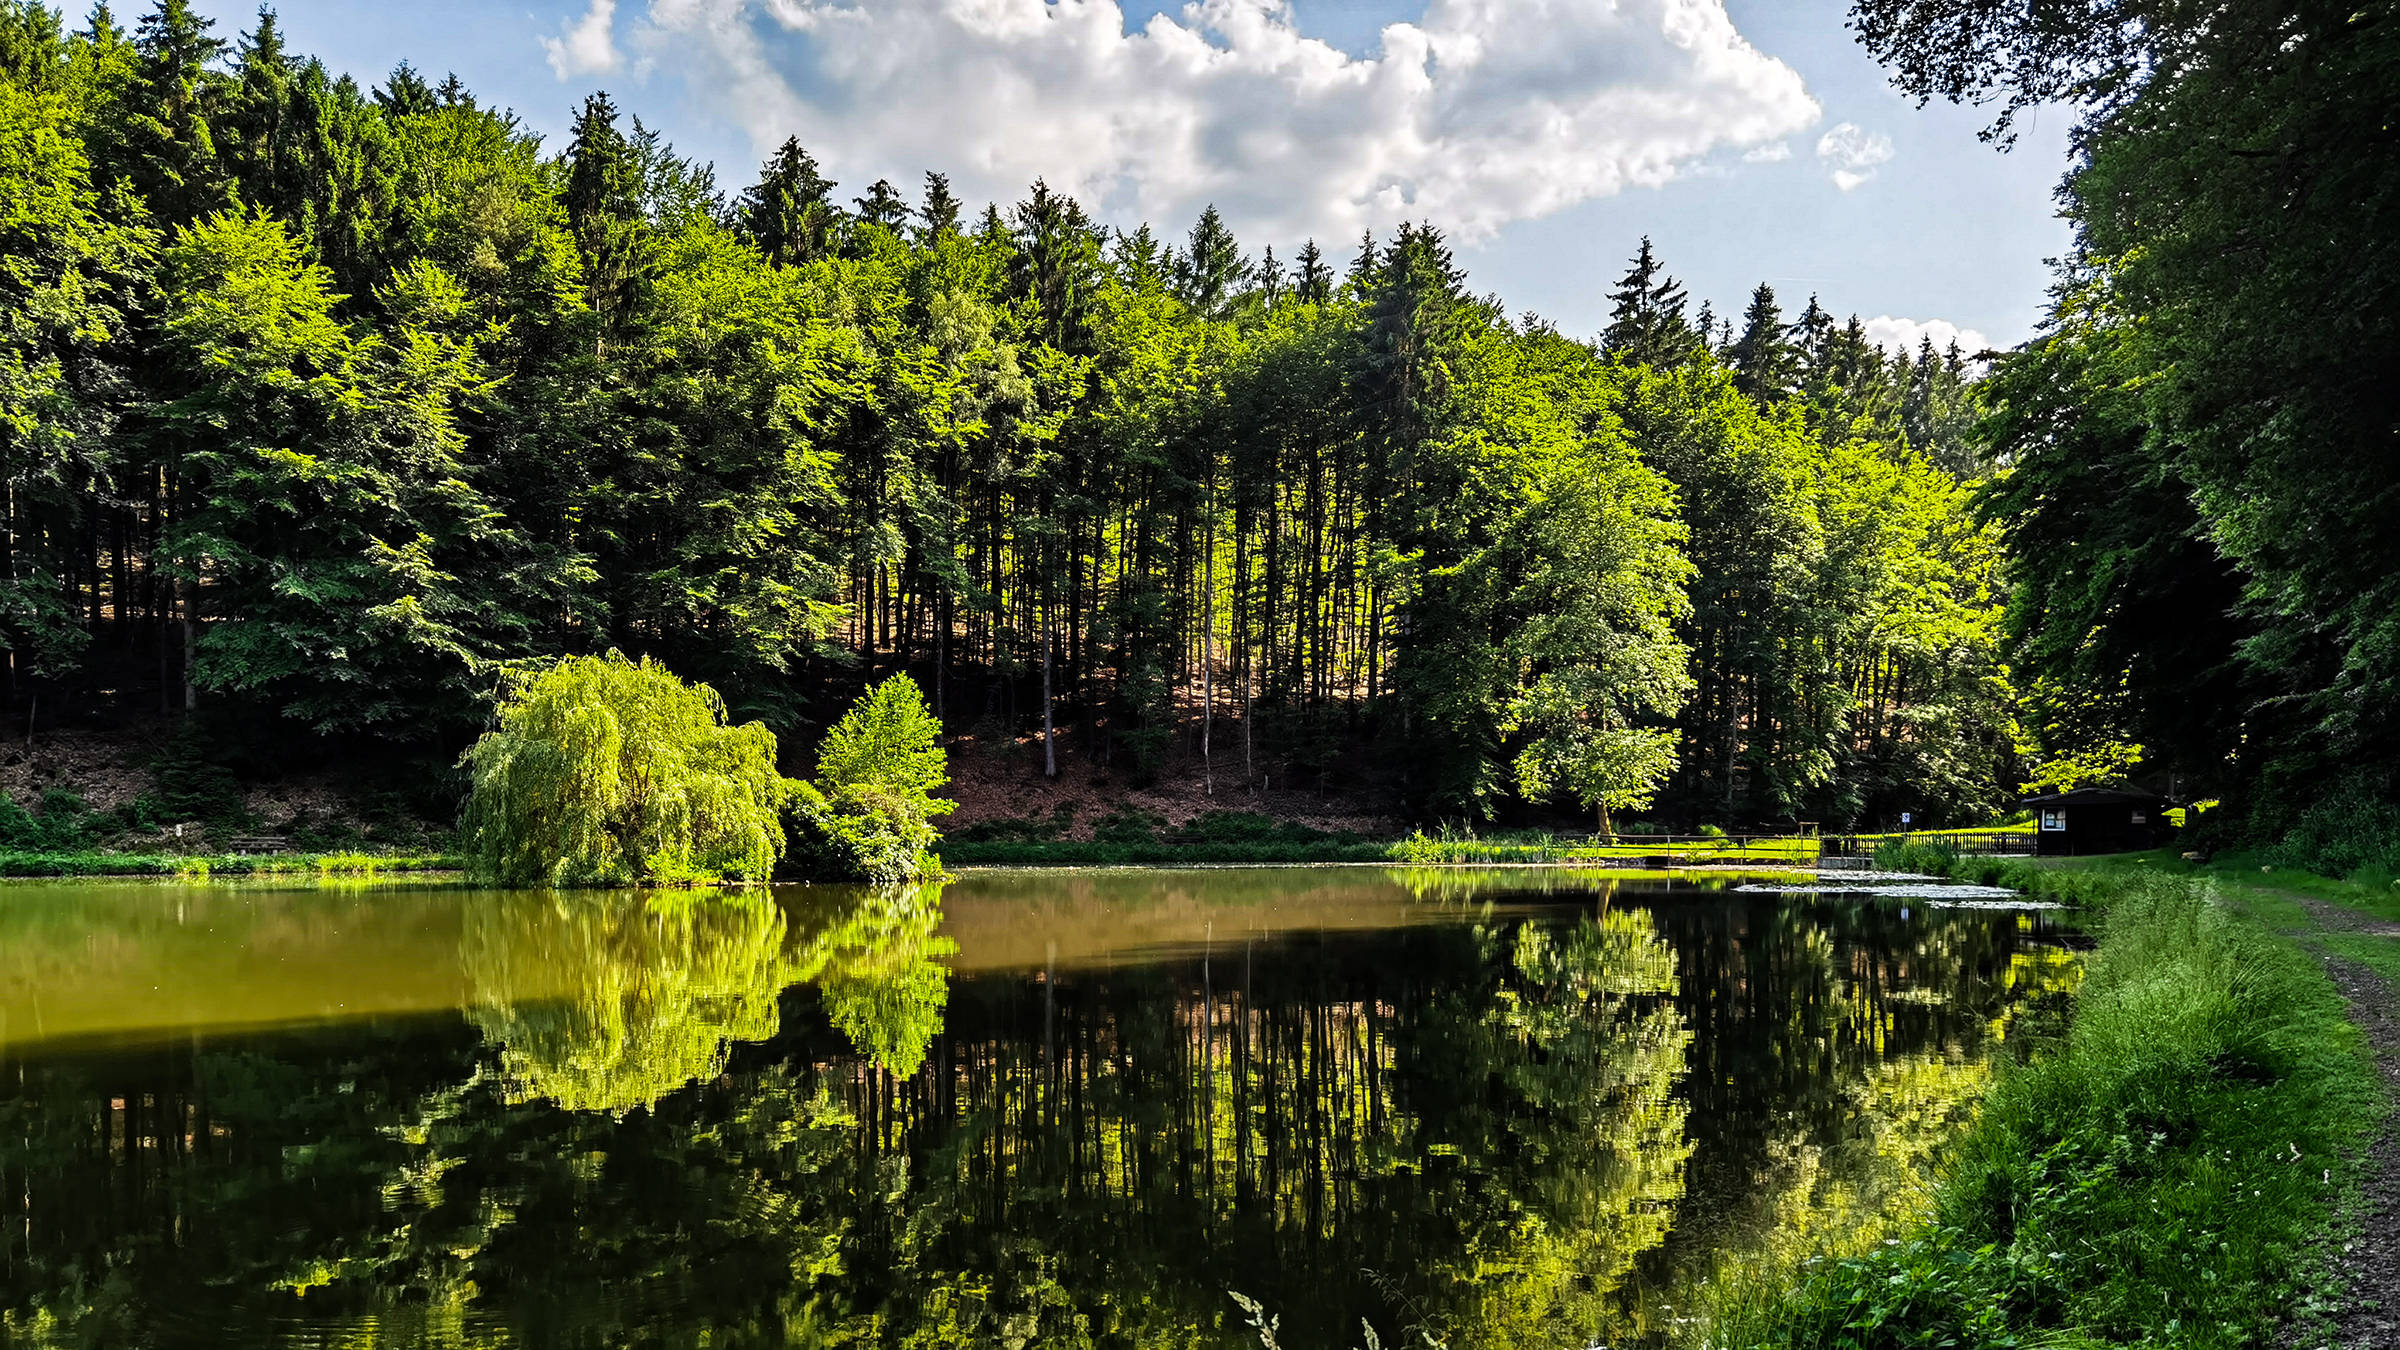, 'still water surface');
0,867,2077,1348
